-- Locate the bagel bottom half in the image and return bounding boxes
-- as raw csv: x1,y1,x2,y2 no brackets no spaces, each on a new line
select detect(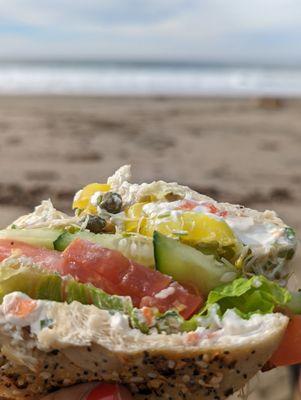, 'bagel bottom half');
0,298,288,400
